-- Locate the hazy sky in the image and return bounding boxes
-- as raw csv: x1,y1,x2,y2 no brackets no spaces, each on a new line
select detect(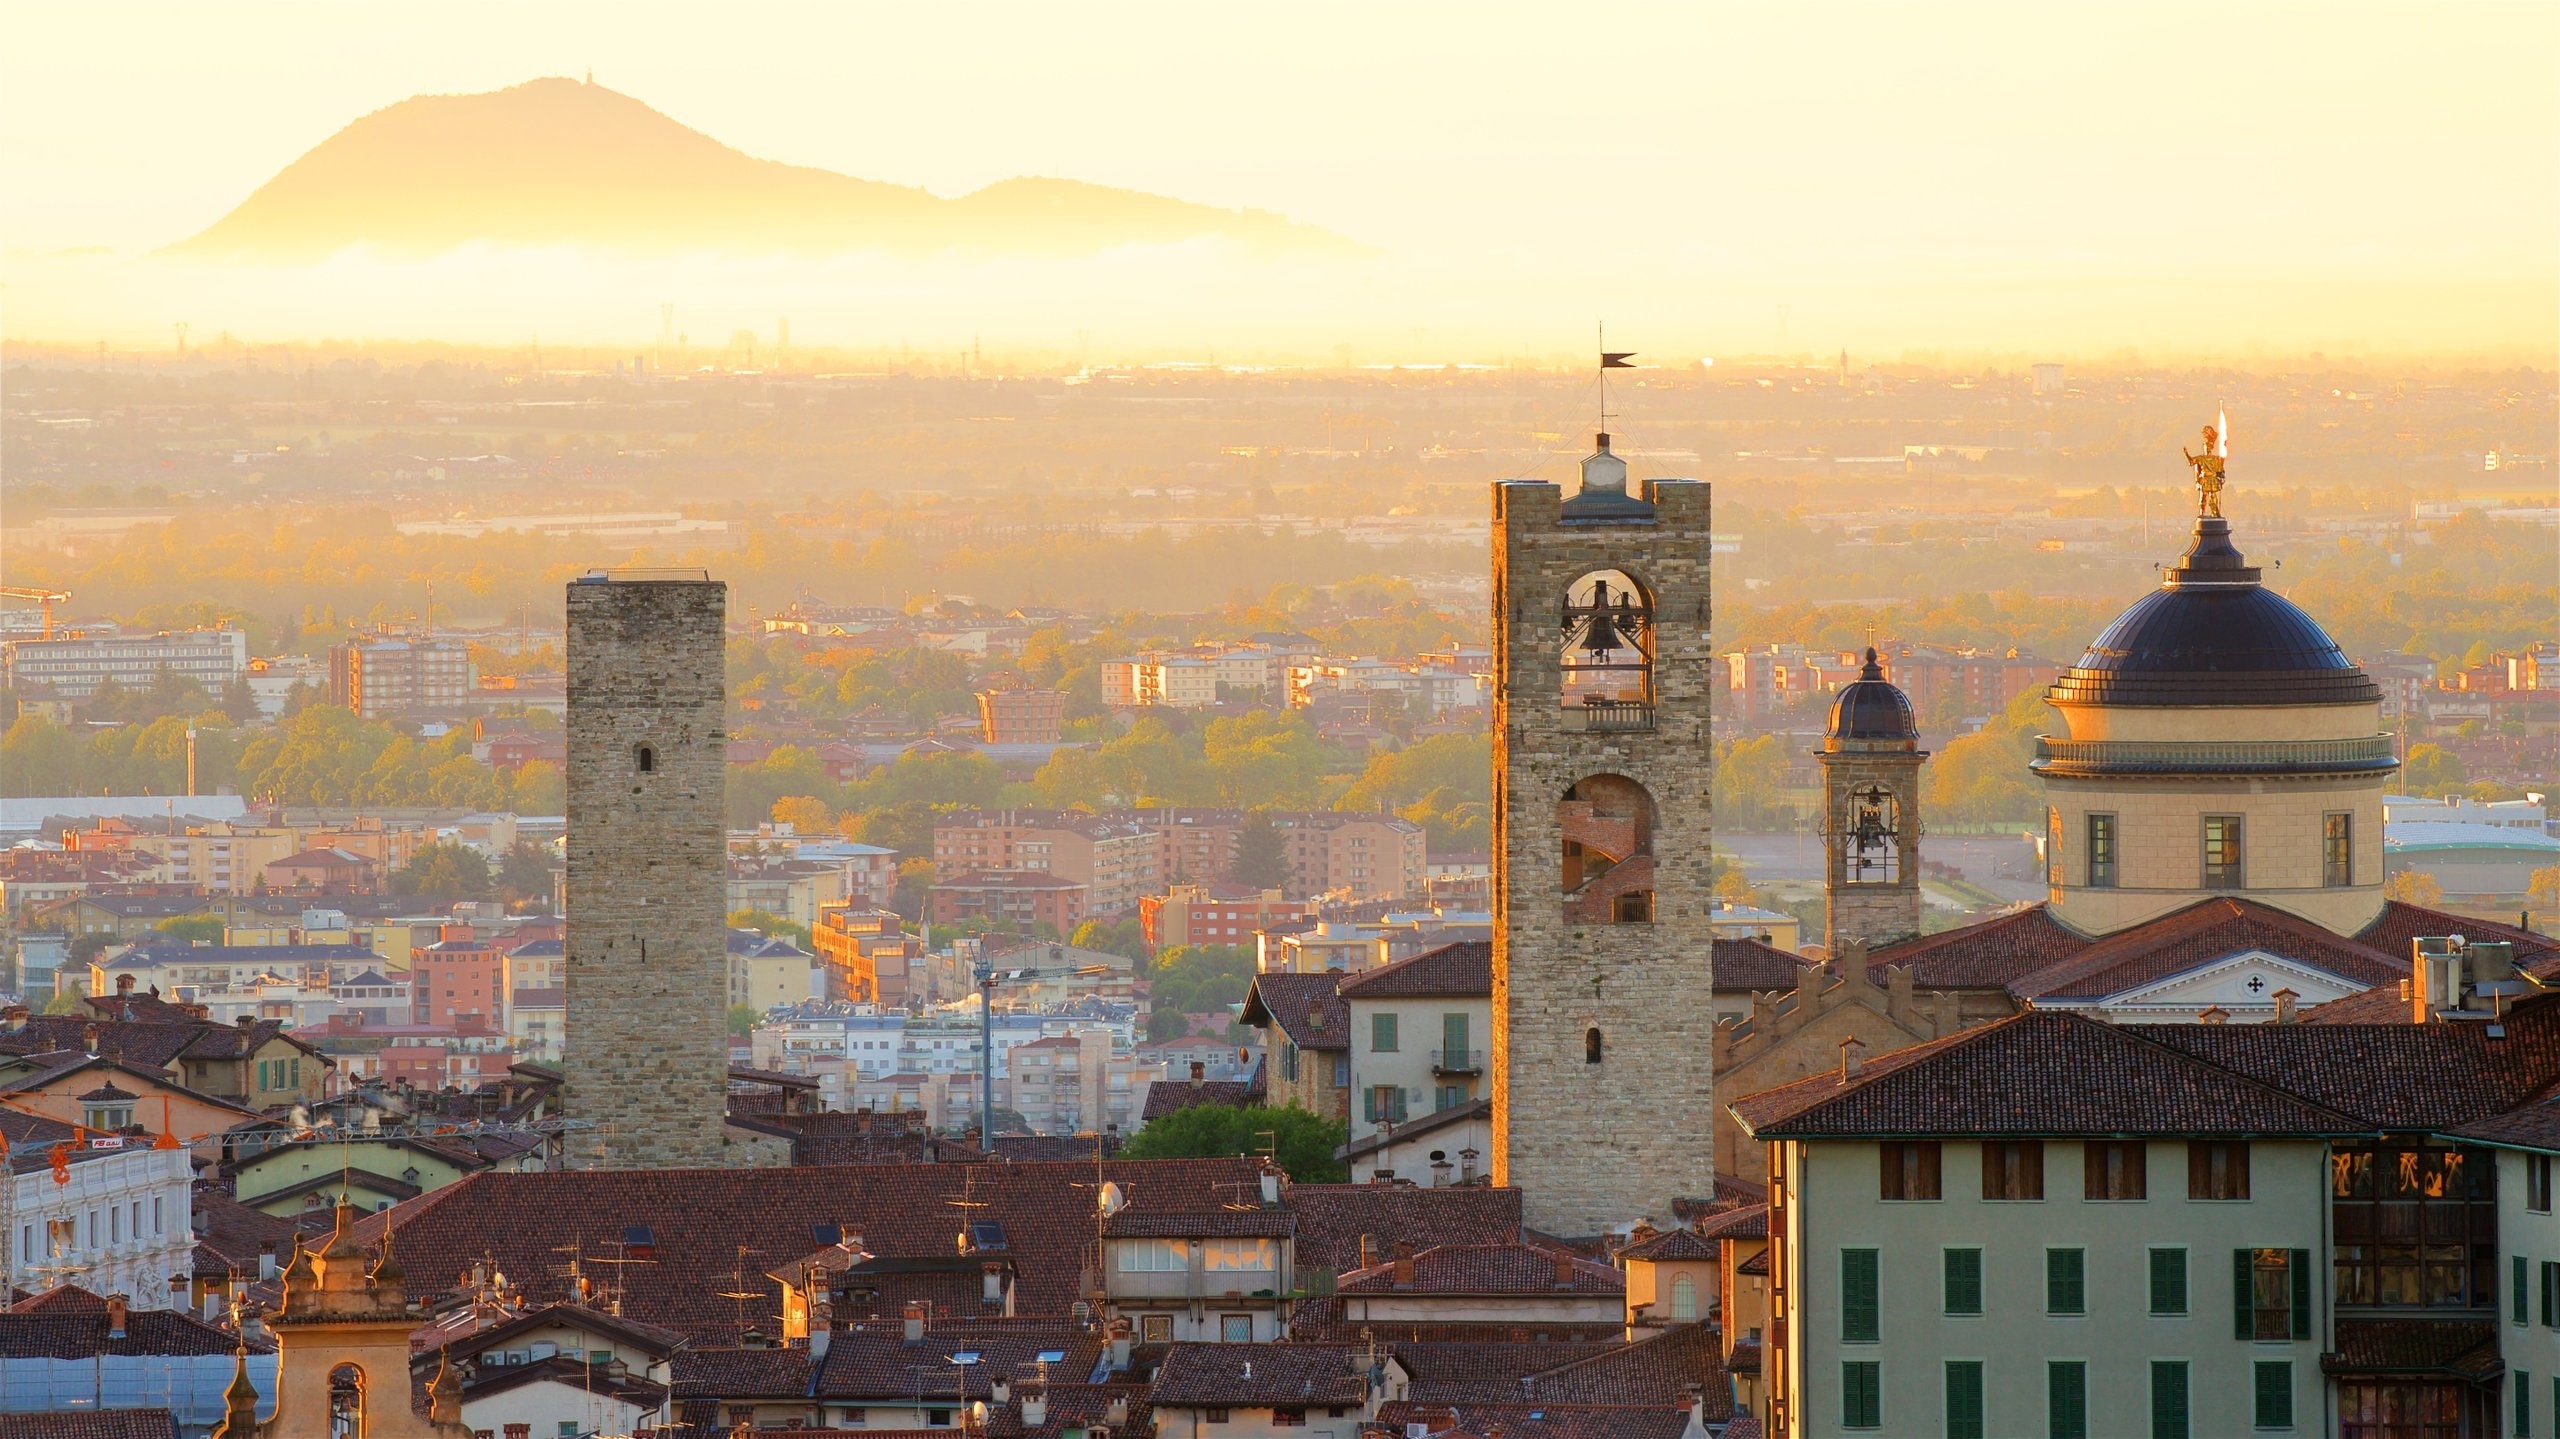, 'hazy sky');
4,2,2554,359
